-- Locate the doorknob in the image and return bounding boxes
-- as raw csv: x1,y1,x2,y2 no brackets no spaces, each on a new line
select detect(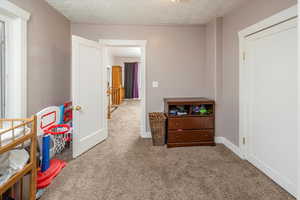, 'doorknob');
74,105,82,111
